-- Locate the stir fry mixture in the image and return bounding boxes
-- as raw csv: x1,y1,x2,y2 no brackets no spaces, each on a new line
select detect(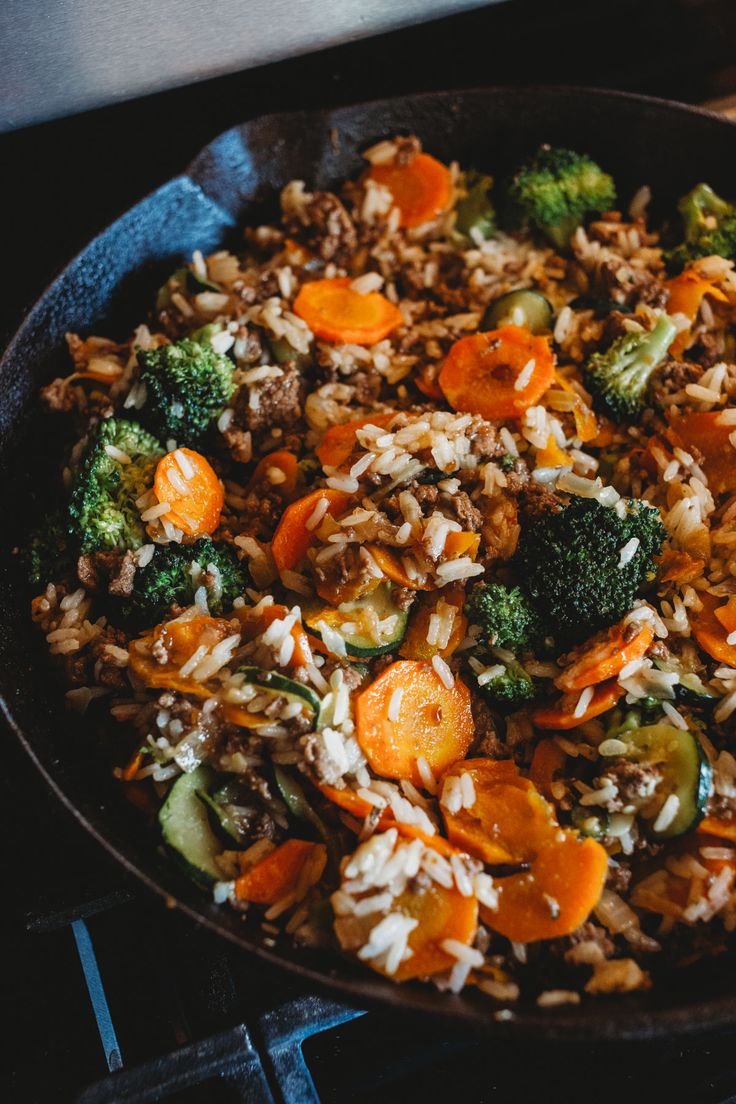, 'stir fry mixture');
27,136,736,1007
